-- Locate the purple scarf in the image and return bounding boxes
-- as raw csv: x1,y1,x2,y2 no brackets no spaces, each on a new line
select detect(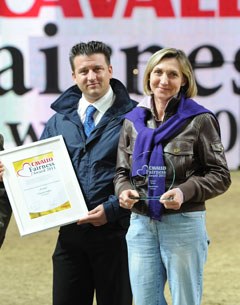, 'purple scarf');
125,96,212,220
